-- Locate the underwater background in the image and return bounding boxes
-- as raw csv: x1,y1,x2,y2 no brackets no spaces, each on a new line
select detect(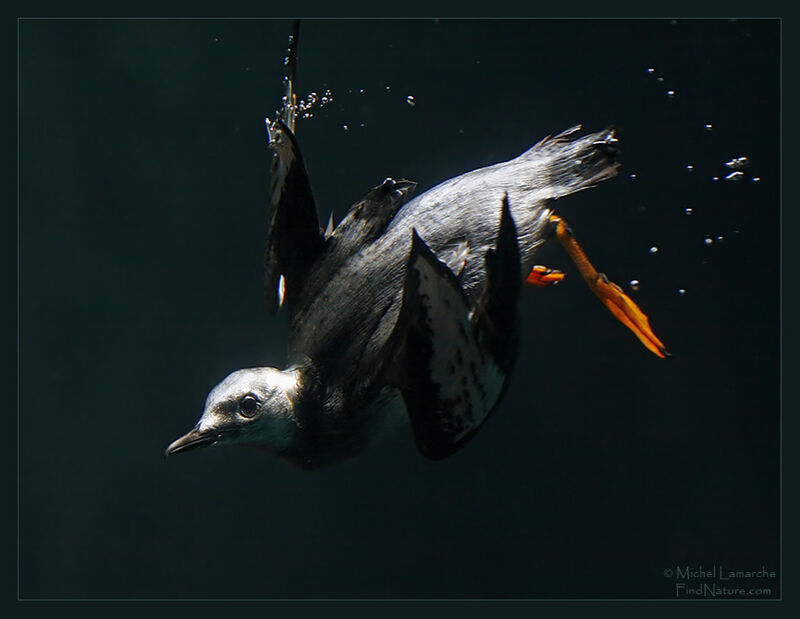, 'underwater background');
19,19,779,599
